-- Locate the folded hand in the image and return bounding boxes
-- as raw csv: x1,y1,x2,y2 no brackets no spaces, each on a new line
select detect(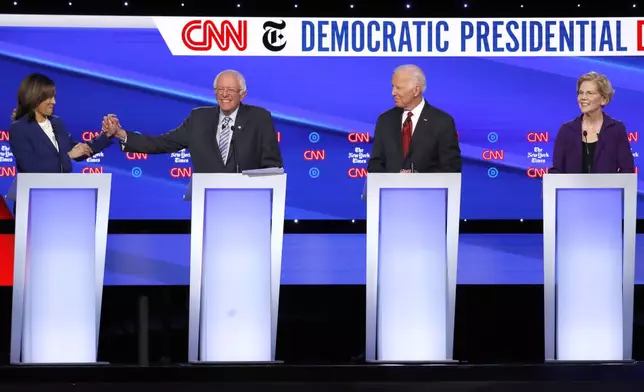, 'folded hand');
68,143,93,159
